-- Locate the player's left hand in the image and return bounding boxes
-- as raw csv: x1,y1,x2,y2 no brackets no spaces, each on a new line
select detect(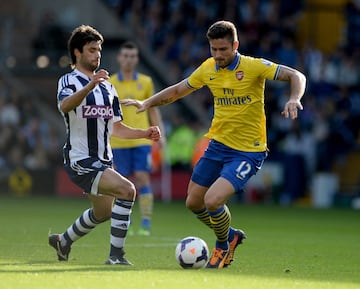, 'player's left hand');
281,99,303,119
92,69,109,84
147,126,161,141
